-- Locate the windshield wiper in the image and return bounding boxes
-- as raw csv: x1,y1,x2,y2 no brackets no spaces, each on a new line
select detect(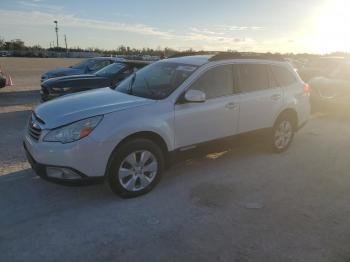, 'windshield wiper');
128,73,136,95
